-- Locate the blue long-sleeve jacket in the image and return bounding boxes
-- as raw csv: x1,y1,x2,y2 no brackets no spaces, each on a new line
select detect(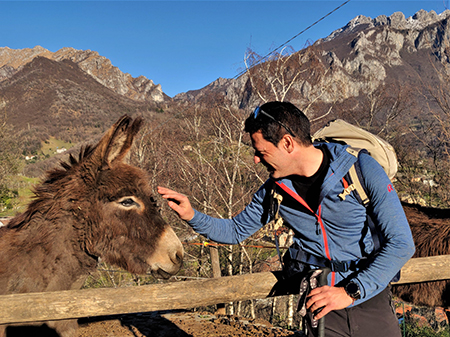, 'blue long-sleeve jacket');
188,142,415,305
